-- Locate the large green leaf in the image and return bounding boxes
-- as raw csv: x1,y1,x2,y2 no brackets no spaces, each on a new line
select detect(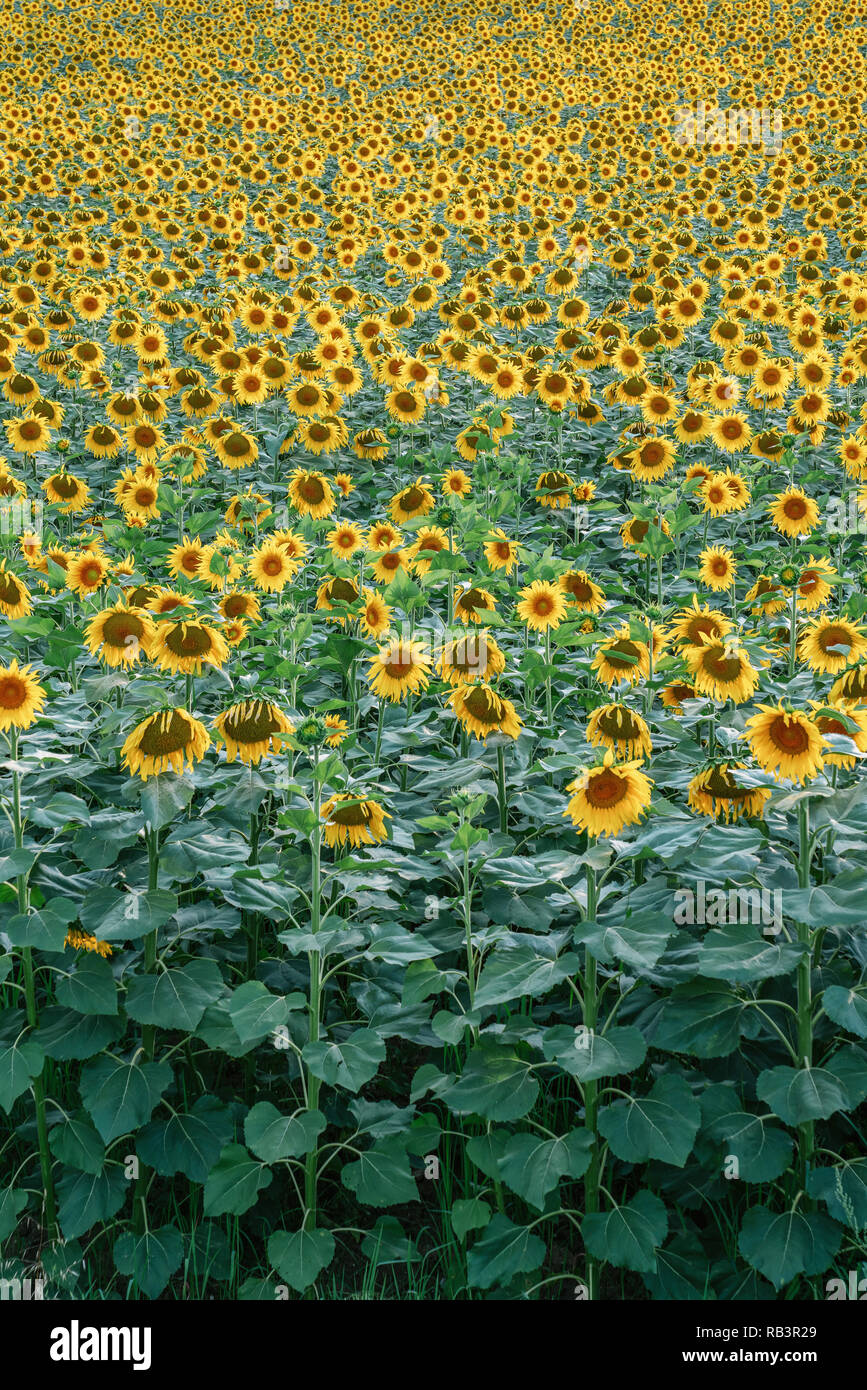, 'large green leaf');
57,1166,127,1240
576,916,674,973
203,1144,272,1217
79,1055,172,1143
228,980,302,1044
738,1205,842,1290
650,980,745,1057
303,1029,386,1093
582,1190,668,1274
498,1129,592,1211
442,1042,539,1121
473,943,580,1010
598,1074,700,1167
808,1161,867,1229
466,1214,546,1289
125,959,224,1030
79,887,178,943
114,1225,184,1299
137,1097,234,1182
55,952,118,1016
756,1065,851,1126
244,1104,326,1163
822,986,867,1040
542,1024,647,1081
48,1115,105,1176
268,1228,335,1292
0,1032,44,1112
700,1085,793,1183
341,1138,419,1206
695,924,804,984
